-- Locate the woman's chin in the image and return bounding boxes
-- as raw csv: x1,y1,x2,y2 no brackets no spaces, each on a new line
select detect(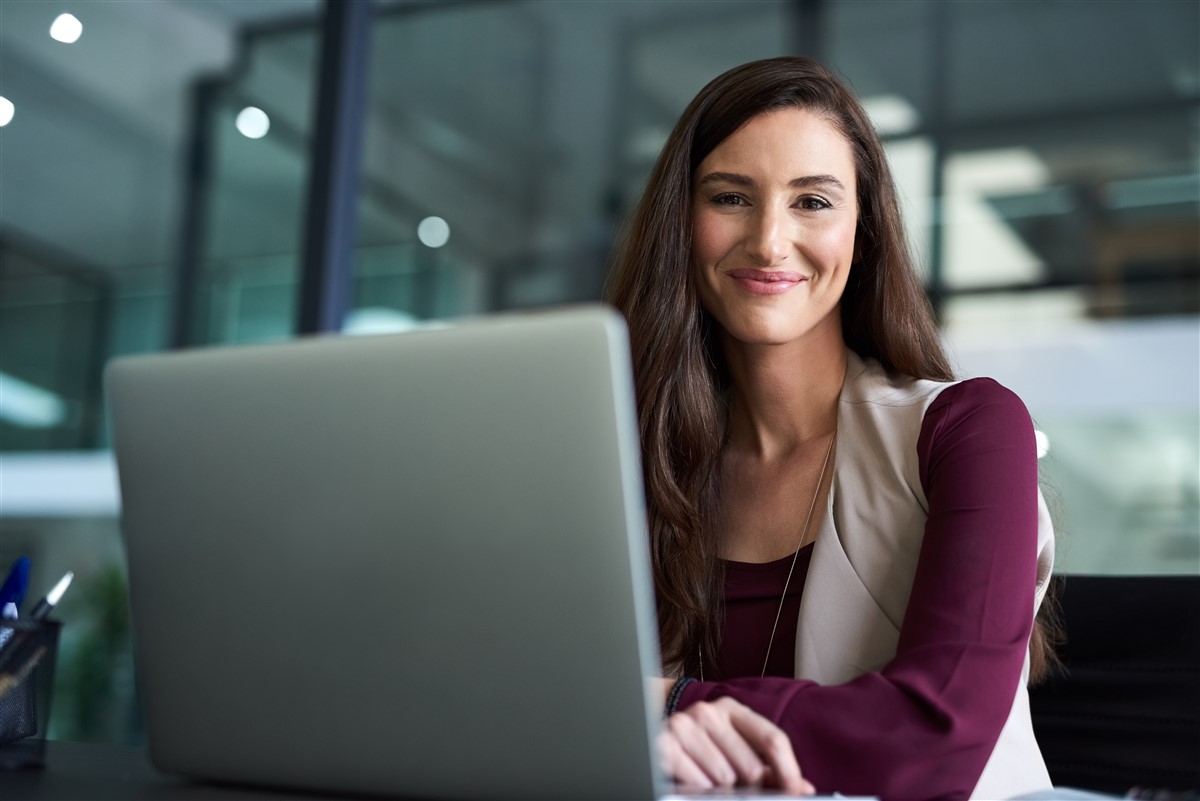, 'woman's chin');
721,324,809,349
713,309,842,352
